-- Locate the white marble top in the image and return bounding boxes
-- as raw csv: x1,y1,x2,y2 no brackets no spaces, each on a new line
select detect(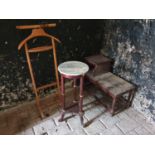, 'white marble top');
58,61,89,76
